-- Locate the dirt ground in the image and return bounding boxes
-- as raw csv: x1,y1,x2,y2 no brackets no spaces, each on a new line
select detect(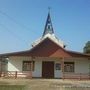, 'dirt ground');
0,79,90,90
